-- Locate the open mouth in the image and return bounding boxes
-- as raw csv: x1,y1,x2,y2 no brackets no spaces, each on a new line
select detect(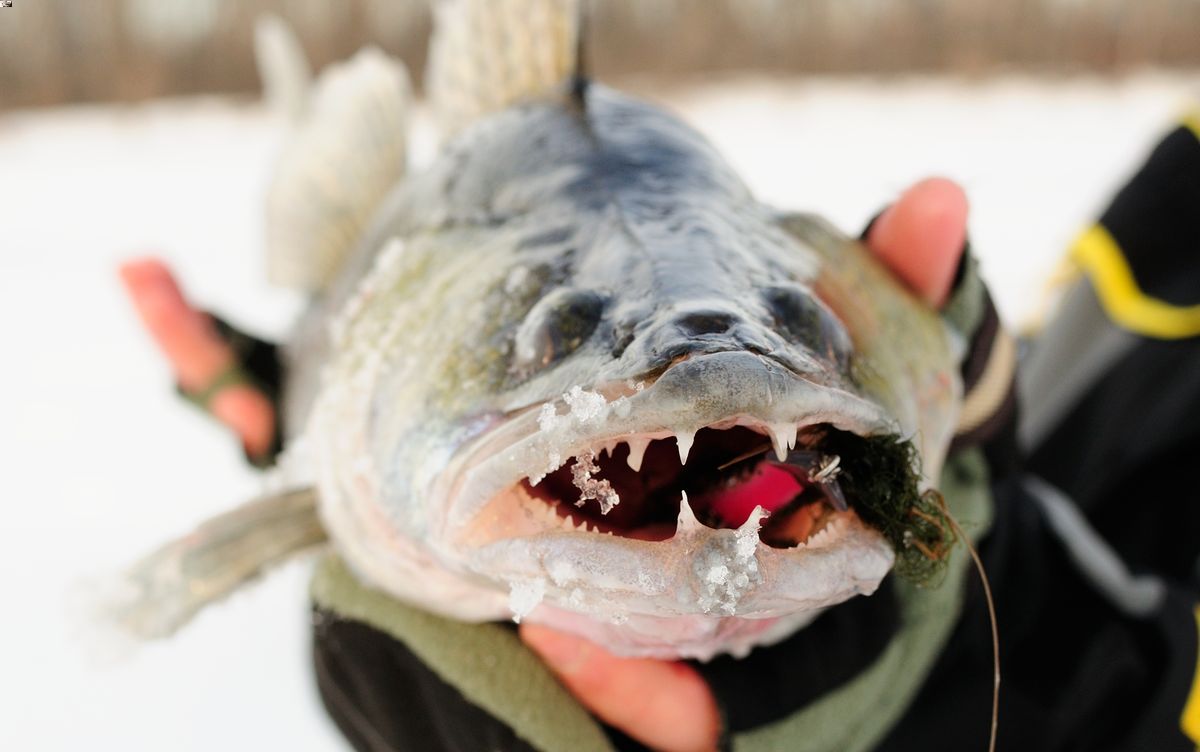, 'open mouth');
513,423,861,548
435,351,950,636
